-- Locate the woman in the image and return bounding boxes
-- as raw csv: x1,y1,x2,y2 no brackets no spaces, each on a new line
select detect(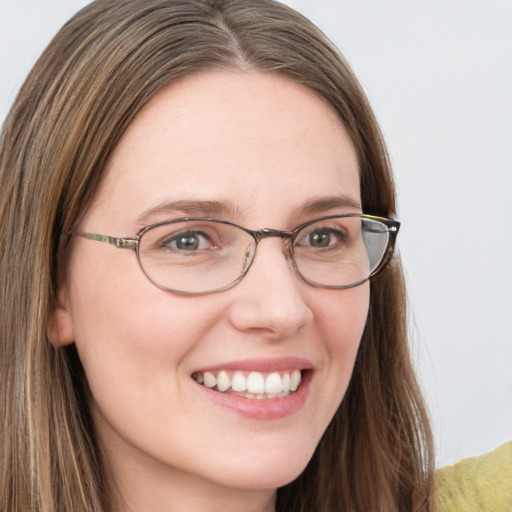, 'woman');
0,0,434,510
